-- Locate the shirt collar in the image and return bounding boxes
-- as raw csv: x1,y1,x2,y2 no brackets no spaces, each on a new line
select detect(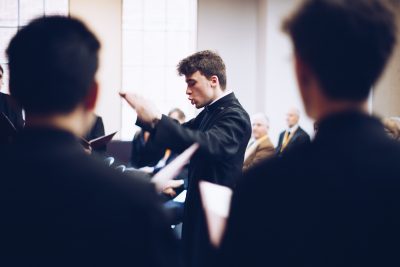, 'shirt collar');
209,90,233,107
287,124,299,134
